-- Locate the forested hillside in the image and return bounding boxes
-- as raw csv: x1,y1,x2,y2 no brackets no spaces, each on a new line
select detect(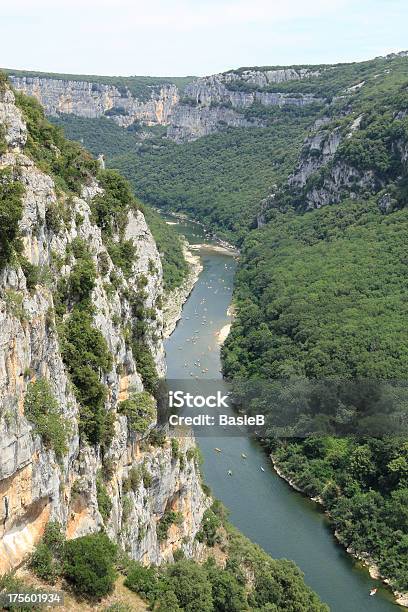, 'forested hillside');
221,54,408,597
109,108,319,242
51,107,318,242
